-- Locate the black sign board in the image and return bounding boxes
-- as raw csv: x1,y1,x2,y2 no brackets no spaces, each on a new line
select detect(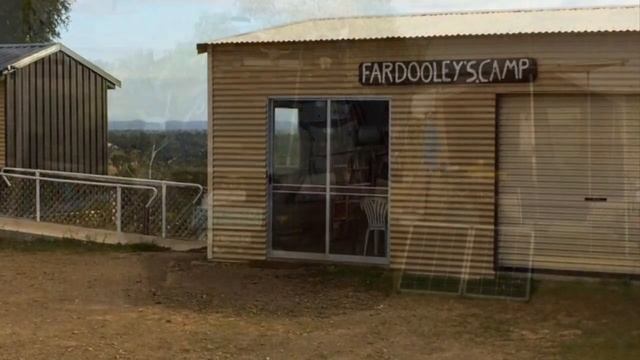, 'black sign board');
359,58,537,86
